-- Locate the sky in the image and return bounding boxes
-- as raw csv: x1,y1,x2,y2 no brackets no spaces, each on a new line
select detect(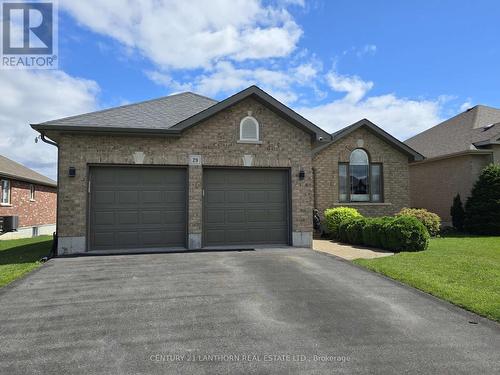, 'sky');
1,0,500,180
